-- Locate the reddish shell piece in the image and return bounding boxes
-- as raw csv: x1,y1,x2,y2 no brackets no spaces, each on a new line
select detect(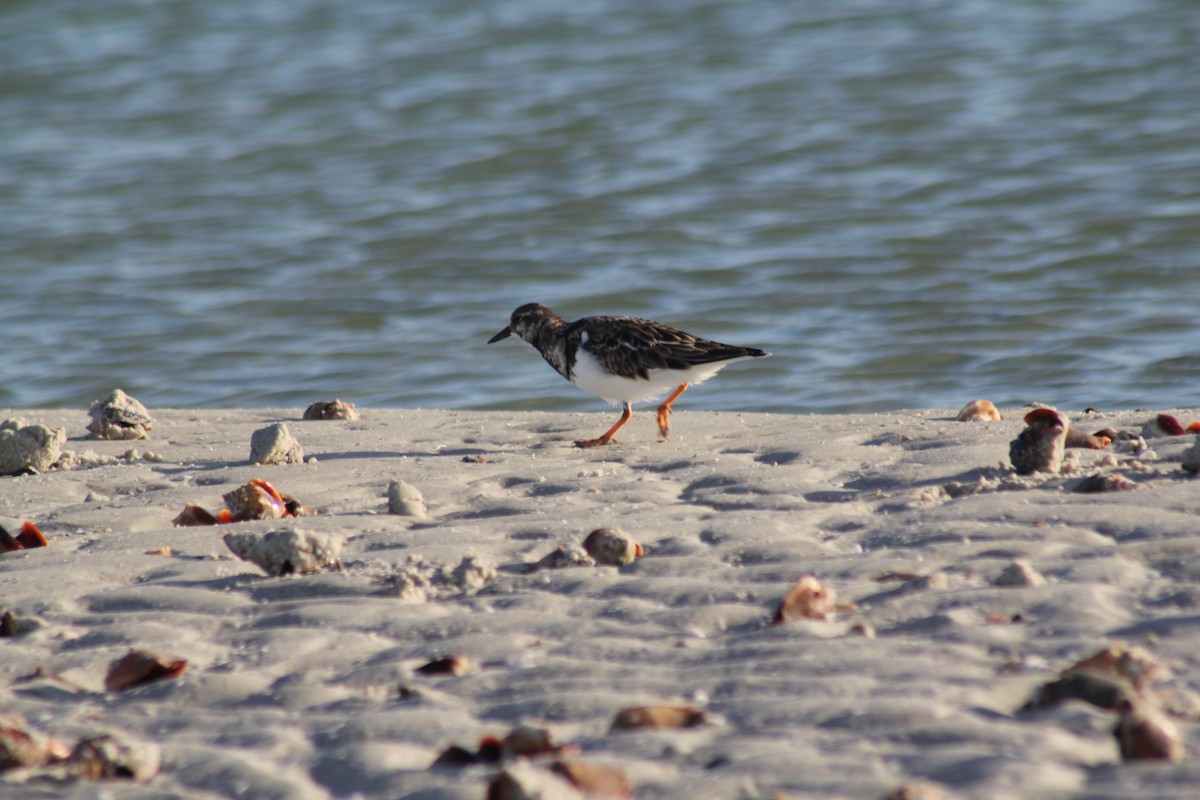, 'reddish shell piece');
611,705,706,731
1023,408,1067,426
16,522,47,548
551,760,632,797
1156,414,1187,435
104,649,188,692
216,509,234,524
1189,421,1200,433
249,478,286,505
1115,701,1184,762
172,504,221,527
415,656,470,677
0,527,21,553
772,574,837,624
